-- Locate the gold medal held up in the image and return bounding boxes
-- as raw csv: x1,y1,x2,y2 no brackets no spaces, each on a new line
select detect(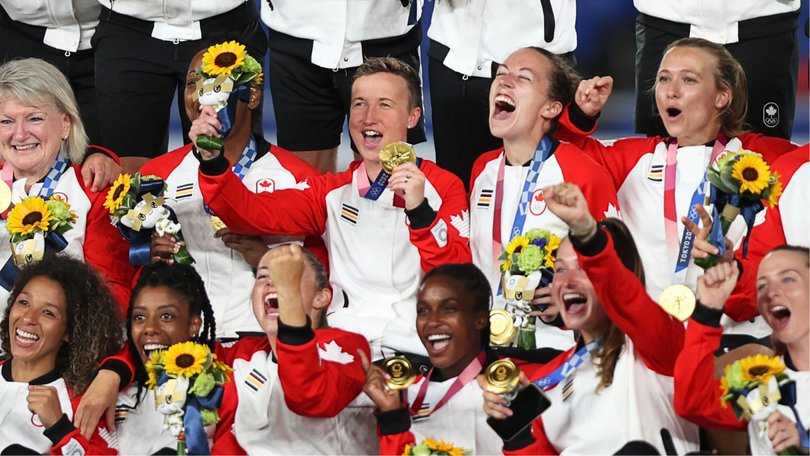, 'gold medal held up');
484,358,520,395
659,284,696,322
210,215,227,233
489,309,517,346
379,142,416,174
383,356,416,391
